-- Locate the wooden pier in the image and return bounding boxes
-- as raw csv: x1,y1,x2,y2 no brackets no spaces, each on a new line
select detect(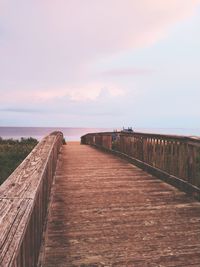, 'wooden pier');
0,132,200,266
40,142,200,266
